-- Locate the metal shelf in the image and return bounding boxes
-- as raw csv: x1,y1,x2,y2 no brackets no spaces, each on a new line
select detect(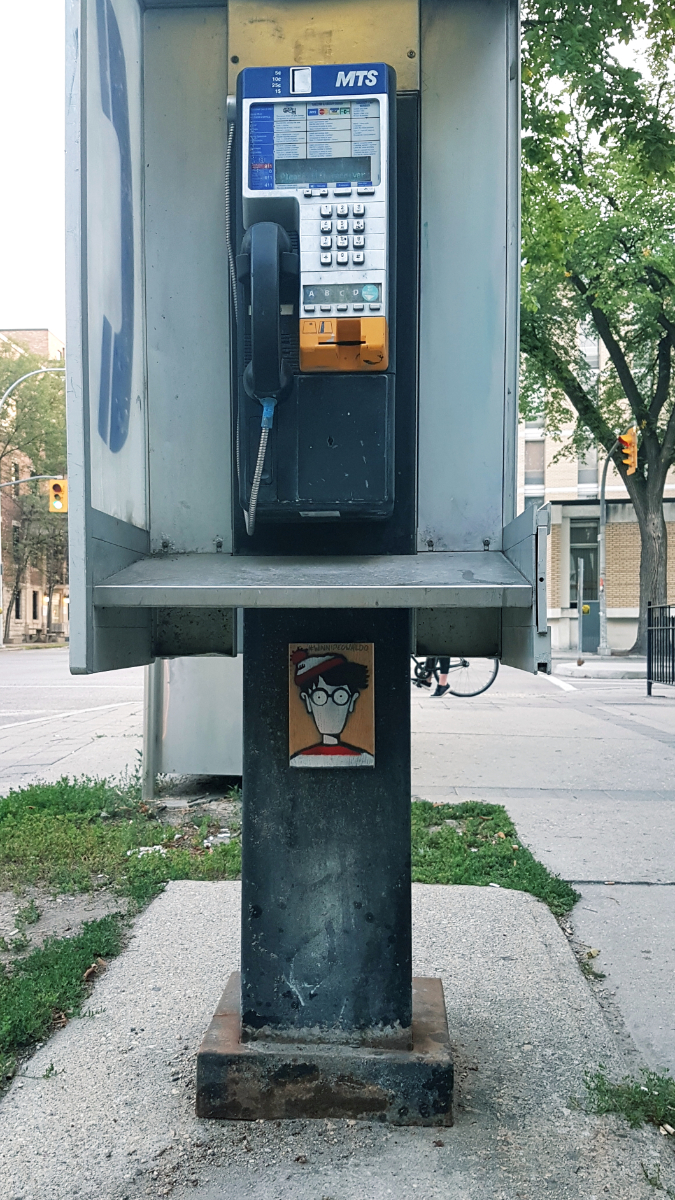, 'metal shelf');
94,551,532,609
